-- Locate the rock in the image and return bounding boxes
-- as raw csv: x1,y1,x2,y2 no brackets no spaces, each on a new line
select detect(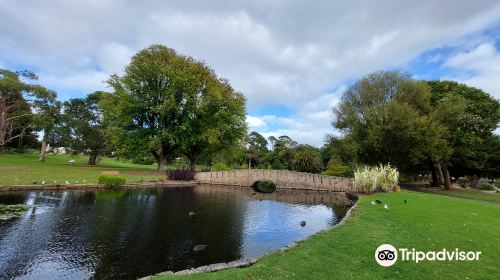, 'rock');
157,271,174,275
300,221,306,227
175,269,193,275
226,259,251,268
208,263,228,272
137,276,151,280
193,244,207,252
245,256,260,264
191,266,211,272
